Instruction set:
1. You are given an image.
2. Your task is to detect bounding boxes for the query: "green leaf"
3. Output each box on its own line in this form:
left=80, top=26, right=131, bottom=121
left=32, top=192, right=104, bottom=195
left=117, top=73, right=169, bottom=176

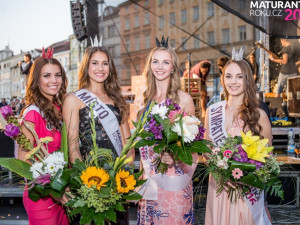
left=153, top=142, right=165, bottom=154
left=188, top=141, right=212, bottom=153
left=80, top=207, right=95, bottom=224
left=134, top=170, right=143, bottom=180
left=73, top=199, right=86, bottom=208
left=113, top=201, right=126, bottom=212
left=105, top=208, right=116, bottom=223
left=169, top=143, right=192, bottom=165
left=28, top=185, right=45, bottom=202
left=94, top=212, right=105, bottom=225
left=72, top=159, right=86, bottom=172
left=123, top=191, right=143, bottom=200
left=99, top=186, right=111, bottom=197
left=229, top=161, right=256, bottom=172
left=234, top=136, right=242, bottom=144
left=0, top=158, right=33, bottom=180
left=132, top=120, right=138, bottom=128
left=138, top=130, right=153, bottom=138
left=239, top=172, right=265, bottom=189
left=163, top=128, right=178, bottom=144
left=135, top=139, right=156, bottom=148
left=136, top=179, right=147, bottom=187
left=60, top=123, right=69, bottom=166
left=50, top=169, right=71, bottom=193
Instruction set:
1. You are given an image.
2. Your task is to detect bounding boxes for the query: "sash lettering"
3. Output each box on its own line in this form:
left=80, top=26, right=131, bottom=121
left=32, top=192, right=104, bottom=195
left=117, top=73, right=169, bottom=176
left=209, top=101, right=227, bottom=146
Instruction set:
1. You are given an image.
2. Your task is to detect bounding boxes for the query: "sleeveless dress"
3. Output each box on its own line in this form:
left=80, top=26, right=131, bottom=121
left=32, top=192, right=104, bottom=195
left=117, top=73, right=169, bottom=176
left=22, top=105, right=69, bottom=225
left=137, top=145, right=198, bottom=225
left=204, top=103, right=270, bottom=225
left=78, top=104, right=121, bottom=159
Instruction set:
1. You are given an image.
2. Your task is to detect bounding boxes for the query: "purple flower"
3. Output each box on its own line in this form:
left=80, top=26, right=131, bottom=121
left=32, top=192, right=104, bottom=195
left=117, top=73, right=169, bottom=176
left=148, top=118, right=163, bottom=139
left=35, top=174, right=51, bottom=186
left=174, top=103, right=181, bottom=110
left=165, top=99, right=173, bottom=106
left=233, top=145, right=263, bottom=169
left=0, top=105, right=13, bottom=119
left=195, top=126, right=205, bottom=141
left=4, top=124, right=20, bottom=138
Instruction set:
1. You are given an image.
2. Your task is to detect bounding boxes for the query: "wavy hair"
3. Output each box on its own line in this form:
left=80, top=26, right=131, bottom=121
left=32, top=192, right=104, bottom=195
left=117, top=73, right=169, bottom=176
left=221, top=59, right=262, bottom=136
left=22, top=57, right=68, bottom=130
left=78, top=46, right=127, bottom=123
left=137, top=46, right=181, bottom=118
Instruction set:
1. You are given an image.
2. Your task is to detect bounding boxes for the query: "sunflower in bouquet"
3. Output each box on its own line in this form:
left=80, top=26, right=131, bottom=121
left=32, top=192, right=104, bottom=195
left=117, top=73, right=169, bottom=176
left=0, top=106, right=71, bottom=201
left=206, top=130, right=284, bottom=202
left=65, top=103, right=149, bottom=225
left=135, top=99, right=211, bottom=173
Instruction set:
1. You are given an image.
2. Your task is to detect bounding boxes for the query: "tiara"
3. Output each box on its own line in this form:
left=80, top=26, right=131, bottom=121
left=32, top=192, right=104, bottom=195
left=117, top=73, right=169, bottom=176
left=232, top=47, right=244, bottom=61
left=90, top=35, right=103, bottom=47
left=155, top=35, right=169, bottom=48
left=42, top=47, right=54, bottom=59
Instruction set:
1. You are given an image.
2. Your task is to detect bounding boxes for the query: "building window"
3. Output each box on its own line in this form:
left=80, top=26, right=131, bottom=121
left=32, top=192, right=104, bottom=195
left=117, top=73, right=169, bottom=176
left=239, top=0, right=247, bottom=9
left=239, top=25, right=247, bottom=41
left=193, top=6, right=199, bottom=20
left=145, top=0, right=149, bottom=6
left=208, top=31, right=215, bottom=45
left=144, top=12, right=150, bottom=25
left=125, top=39, right=130, bottom=51
left=194, top=34, right=200, bottom=48
left=135, top=4, right=138, bottom=10
left=159, top=0, right=163, bottom=6
left=125, top=18, right=130, bottom=30
left=159, top=16, right=164, bottom=29
left=222, top=28, right=230, bottom=44
left=181, top=37, right=187, bottom=50
left=181, top=9, right=187, bottom=24
left=207, top=2, right=214, bottom=17
left=145, top=34, right=150, bottom=49
left=170, top=39, right=176, bottom=48
left=134, top=15, right=140, bottom=28
left=108, top=25, right=116, bottom=37
left=125, top=6, right=129, bottom=14
left=170, top=12, right=175, bottom=25
left=135, top=37, right=140, bottom=51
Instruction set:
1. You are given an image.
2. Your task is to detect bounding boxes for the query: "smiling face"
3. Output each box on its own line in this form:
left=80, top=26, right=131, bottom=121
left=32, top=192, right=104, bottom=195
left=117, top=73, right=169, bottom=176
left=39, top=64, right=62, bottom=100
left=224, top=62, right=245, bottom=97
left=150, top=50, right=174, bottom=82
left=88, top=51, right=110, bottom=84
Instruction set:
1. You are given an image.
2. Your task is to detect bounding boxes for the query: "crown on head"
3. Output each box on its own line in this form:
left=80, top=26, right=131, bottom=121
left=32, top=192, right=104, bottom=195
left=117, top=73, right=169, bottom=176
left=90, top=35, right=103, bottom=47
left=232, top=47, right=244, bottom=61
left=42, top=47, right=54, bottom=59
left=155, top=35, right=169, bottom=48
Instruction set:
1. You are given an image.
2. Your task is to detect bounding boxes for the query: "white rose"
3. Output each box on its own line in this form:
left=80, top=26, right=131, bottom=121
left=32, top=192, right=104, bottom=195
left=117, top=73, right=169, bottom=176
left=172, top=116, right=200, bottom=143
left=151, top=104, right=168, bottom=119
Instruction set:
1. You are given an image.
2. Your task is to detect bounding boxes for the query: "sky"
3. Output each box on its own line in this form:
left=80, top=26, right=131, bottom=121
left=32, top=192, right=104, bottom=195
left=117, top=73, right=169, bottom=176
left=0, top=0, right=123, bottom=55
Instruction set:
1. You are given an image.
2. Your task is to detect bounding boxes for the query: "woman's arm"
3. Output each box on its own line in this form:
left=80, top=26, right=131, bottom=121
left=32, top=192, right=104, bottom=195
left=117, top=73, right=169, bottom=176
left=178, top=90, right=195, bottom=116
left=62, top=94, right=83, bottom=164
left=258, top=109, right=273, bottom=146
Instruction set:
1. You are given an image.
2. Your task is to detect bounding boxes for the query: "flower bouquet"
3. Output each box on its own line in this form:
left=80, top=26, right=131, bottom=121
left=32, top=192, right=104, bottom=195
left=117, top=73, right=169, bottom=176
left=135, top=99, right=211, bottom=173
left=65, top=102, right=152, bottom=225
left=206, top=130, right=284, bottom=202
left=0, top=105, right=71, bottom=201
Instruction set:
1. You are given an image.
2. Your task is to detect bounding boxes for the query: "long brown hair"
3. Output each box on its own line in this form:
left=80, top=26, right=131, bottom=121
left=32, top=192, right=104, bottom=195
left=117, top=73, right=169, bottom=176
left=78, top=46, right=127, bottom=123
left=221, top=59, right=262, bottom=136
left=22, top=57, right=68, bottom=130
left=138, top=46, right=181, bottom=118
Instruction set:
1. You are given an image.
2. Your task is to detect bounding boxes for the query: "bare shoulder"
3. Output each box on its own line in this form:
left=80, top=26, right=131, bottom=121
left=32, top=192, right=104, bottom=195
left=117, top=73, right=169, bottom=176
left=258, top=108, right=268, bottom=120
left=177, top=90, right=195, bottom=115
left=63, top=93, right=82, bottom=109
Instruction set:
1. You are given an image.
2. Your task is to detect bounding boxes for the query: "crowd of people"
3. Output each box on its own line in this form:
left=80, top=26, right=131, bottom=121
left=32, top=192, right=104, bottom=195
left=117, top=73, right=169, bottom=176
left=0, top=98, right=25, bottom=115
left=0, top=36, right=299, bottom=225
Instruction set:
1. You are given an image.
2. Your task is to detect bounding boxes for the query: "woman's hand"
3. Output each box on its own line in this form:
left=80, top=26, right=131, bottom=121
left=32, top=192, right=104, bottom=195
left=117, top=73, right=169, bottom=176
left=161, top=152, right=175, bottom=167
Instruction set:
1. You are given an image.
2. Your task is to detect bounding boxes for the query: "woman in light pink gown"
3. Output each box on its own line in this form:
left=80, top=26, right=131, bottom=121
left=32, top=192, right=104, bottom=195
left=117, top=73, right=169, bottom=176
left=18, top=54, right=69, bottom=225
left=136, top=37, right=198, bottom=225
left=204, top=57, right=272, bottom=225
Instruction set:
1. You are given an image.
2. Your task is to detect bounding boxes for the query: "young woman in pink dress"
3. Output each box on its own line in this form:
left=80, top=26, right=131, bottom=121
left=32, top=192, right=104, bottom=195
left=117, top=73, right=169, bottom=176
left=136, top=38, right=198, bottom=225
left=204, top=56, right=272, bottom=225
left=17, top=51, right=69, bottom=225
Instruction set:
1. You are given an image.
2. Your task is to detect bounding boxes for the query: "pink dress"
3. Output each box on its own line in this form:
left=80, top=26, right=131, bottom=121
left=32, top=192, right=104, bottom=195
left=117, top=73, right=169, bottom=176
left=205, top=118, right=269, bottom=225
left=22, top=105, right=69, bottom=225
left=137, top=145, right=198, bottom=225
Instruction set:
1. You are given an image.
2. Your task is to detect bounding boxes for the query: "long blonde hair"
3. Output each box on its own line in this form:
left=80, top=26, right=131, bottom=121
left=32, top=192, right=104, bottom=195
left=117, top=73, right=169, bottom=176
left=78, top=46, right=127, bottom=123
left=138, top=46, right=182, bottom=118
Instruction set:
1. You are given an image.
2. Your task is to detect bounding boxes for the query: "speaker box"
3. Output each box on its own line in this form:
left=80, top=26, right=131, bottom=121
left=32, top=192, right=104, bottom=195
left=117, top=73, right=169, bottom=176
left=70, top=1, right=87, bottom=42
left=287, top=76, right=300, bottom=117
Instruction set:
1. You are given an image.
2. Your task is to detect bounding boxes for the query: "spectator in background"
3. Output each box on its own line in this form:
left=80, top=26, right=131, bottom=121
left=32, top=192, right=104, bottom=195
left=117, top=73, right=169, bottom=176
left=217, top=56, right=229, bottom=98
left=183, top=60, right=191, bottom=78
left=249, top=53, right=260, bottom=90
left=0, top=98, right=7, bottom=107
left=18, top=53, right=33, bottom=86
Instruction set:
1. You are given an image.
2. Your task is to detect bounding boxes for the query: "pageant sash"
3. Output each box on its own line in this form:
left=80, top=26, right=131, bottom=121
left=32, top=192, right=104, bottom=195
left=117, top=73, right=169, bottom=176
left=137, top=151, right=198, bottom=200
left=74, top=89, right=123, bottom=156
left=209, top=101, right=270, bottom=225
left=208, top=101, right=227, bottom=146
